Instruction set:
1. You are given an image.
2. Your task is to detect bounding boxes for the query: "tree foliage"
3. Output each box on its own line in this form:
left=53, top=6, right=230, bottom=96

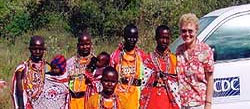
left=1, top=0, right=250, bottom=40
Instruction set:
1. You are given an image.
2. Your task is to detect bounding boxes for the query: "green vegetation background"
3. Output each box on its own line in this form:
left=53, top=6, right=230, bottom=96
left=1, top=0, right=249, bottom=108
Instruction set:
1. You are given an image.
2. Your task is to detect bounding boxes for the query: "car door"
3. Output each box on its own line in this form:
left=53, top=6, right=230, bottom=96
left=204, top=12, right=250, bottom=108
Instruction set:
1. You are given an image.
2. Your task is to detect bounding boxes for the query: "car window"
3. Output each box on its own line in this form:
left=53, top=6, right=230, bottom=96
left=198, top=16, right=217, bottom=34
left=205, top=14, right=250, bottom=61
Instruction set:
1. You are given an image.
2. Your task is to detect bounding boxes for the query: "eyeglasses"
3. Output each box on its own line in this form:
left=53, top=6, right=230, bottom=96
left=181, top=29, right=195, bottom=34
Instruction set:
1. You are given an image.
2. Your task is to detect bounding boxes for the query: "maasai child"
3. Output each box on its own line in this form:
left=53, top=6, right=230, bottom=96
left=85, top=66, right=121, bottom=109
left=110, top=24, right=151, bottom=109
left=93, top=51, right=110, bottom=81
left=140, top=25, right=180, bottom=109
left=32, top=55, right=69, bottom=109
left=86, top=51, right=110, bottom=94
left=12, top=36, right=50, bottom=109
left=66, top=32, right=95, bottom=109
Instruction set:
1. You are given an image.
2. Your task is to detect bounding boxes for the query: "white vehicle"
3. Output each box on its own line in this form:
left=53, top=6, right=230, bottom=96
left=170, top=4, right=250, bottom=108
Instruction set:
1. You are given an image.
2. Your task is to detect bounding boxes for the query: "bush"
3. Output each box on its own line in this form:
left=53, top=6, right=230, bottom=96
left=0, top=1, right=49, bottom=40
left=3, top=12, right=31, bottom=38
left=2, top=0, right=250, bottom=41
left=68, top=0, right=140, bottom=38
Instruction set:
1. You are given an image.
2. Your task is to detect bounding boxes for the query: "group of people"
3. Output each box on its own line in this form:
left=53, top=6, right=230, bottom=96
left=12, top=13, right=214, bottom=109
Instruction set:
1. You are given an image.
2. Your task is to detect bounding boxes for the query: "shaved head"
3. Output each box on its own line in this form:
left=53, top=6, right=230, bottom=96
left=155, top=25, right=171, bottom=54
left=29, top=36, right=45, bottom=47
left=77, top=32, right=92, bottom=57
left=29, top=35, right=46, bottom=63
left=101, top=66, right=118, bottom=97
left=123, top=24, right=138, bottom=51
left=124, top=24, right=138, bottom=38
left=78, top=32, right=91, bottom=43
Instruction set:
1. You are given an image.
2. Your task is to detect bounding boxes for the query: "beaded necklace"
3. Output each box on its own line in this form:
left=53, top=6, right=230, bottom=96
left=151, top=49, right=171, bottom=95
left=70, top=54, right=92, bottom=93
left=141, top=50, right=171, bottom=109
left=23, top=58, right=46, bottom=101
left=118, top=48, right=137, bottom=92
left=99, top=94, right=118, bottom=109
left=151, top=49, right=170, bottom=73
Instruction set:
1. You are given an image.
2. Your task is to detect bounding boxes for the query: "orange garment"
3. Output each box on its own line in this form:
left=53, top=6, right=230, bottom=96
left=111, top=45, right=147, bottom=109
left=70, top=78, right=87, bottom=109
left=73, top=78, right=87, bottom=92
left=70, top=97, right=85, bottom=109
left=85, top=93, right=121, bottom=109
left=140, top=52, right=179, bottom=109
left=115, top=49, right=141, bottom=109
left=67, top=55, right=94, bottom=109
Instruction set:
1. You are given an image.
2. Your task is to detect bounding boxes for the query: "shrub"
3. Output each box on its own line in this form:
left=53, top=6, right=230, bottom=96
left=0, top=0, right=49, bottom=41
left=68, top=0, right=140, bottom=38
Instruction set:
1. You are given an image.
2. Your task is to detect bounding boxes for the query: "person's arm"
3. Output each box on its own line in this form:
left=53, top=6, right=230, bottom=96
left=65, top=91, right=70, bottom=109
left=204, top=45, right=215, bottom=109
left=205, top=71, right=213, bottom=109
left=15, top=70, right=25, bottom=109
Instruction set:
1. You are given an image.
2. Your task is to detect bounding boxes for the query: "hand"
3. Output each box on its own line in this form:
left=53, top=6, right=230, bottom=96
left=120, top=77, right=129, bottom=84
left=204, top=102, right=212, bottom=109
left=159, top=71, right=168, bottom=81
